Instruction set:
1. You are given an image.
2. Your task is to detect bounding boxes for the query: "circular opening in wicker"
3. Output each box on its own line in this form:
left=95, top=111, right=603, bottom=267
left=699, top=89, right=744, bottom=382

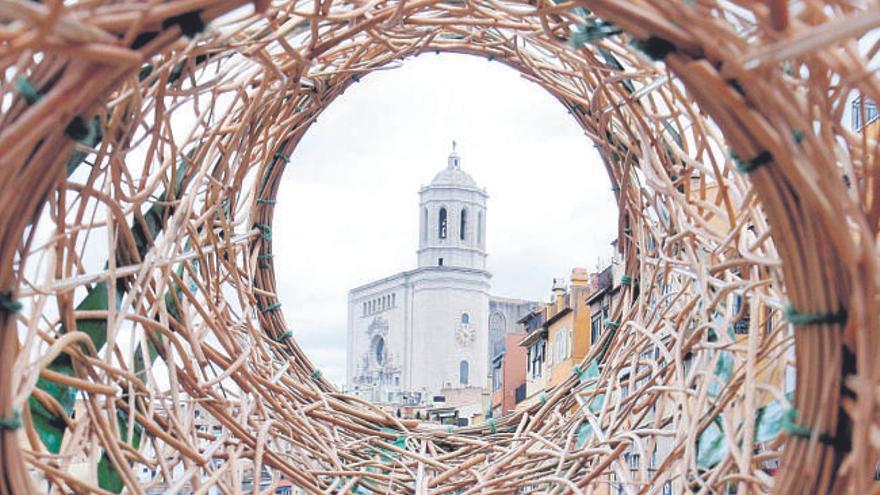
left=0, top=1, right=876, bottom=493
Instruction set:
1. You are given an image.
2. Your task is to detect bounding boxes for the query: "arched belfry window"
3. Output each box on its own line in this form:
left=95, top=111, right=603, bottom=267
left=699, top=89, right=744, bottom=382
left=422, top=207, right=428, bottom=241
left=460, top=208, right=467, bottom=240
left=477, top=211, right=483, bottom=244
left=461, top=313, right=470, bottom=324
left=459, top=360, right=469, bottom=385
left=438, top=208, right=448, bottom=239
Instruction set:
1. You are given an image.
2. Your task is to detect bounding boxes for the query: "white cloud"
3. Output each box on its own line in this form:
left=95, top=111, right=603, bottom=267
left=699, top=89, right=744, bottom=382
left=273, top=54, right=618, bottom=387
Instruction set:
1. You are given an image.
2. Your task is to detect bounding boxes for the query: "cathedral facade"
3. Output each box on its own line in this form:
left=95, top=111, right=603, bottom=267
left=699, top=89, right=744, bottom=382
left=346, top=146, right=535, bottom=407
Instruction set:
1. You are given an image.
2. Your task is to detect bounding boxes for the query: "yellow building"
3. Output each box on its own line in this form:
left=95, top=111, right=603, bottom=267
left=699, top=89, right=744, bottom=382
left=517, top=269, right=593, bottom=412
left=545, top=269, right=592, bottom=389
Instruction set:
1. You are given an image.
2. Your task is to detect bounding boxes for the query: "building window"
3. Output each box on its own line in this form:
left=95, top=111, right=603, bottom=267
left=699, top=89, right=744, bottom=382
left=852, top=96, right=879, bottom=130
left=628, top=453, right=640, bottom=477
left=492, top=363, right=502, bottom=392
left=460, top=208, right=467, bottom=240
left=438, top=208, right=448, bottom=239
left=422, top=207, right=428, bottom=241
left=554, top=330, right=569, bottom=363
left=461, top=313, right=470, bottom=324
left=591, top=314, right=602, bottom=344
left=529, top=340, right=545, bottom=379
left=438, top=258, right=443, bottom=266
left=459, top=360, right=469, bottom=385
left=392, top=293, right=396, bottom=307
left=477, top=211, right=483, bottom=244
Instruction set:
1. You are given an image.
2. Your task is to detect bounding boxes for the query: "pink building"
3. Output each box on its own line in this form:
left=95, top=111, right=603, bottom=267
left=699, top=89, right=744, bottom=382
left=490, top=332, right=528, bottom=417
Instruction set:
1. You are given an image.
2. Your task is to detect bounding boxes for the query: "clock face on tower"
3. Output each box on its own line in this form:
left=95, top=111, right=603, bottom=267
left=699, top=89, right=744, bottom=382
left=456, top=324, right=475, bottom=346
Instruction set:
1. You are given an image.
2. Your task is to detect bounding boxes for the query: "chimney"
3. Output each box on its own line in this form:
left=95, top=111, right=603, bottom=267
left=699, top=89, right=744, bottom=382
left=570, top=267, right=589, bottom=287
left=551, top=278, right=566, bottom=312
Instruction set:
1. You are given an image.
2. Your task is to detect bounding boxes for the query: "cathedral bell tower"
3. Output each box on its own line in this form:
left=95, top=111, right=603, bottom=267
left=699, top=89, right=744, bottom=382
left=417, top=142, right=488, bottom=270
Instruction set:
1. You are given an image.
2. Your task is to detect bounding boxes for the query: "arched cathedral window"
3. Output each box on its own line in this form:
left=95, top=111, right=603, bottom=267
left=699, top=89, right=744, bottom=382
left=373, top=337, right=385, bottom=366
left=438, top=208, right=448, bottom=239
left=459, top=360, right=469, bottom=385
left=460, top=208, right=467, bottom=240
left=477, top=211, right=483, bottom=244
left=461, top=313, right=470, bottom=324
left=490, top=312, right=505, bottom=335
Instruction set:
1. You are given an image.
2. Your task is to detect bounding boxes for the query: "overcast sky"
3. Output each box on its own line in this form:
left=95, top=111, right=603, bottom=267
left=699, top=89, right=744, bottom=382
left=273, top=54, right=618, bottom=386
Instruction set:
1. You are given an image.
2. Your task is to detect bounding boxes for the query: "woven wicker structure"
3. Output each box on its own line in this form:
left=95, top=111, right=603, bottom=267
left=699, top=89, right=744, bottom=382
left=1, top=0, right=879, bottom=493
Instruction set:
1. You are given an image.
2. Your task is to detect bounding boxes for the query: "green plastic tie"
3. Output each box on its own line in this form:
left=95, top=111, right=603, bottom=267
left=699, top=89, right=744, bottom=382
left=781, top=408, right=812, bottom=439
left=274, top=152, right=290, bottom=163
left=610, top=185, right=621, bottom=192
left=260, top=302, right=282, bottom=314
left=311, top=369, right=322, bottom=380
left=0, top=292, right=22, bottom=314
left=161, top=9, right=206, bottom=38
left=732, top=150, right=772, bottom=174
left=778, top=408, right=848, bottom=450
left=65, top=116, right=90, bottom=141
left=259, top=263, right=271, bottom=269
left=278, top=330, right=293, bottom=341
left=572, top=366, right=587, bottom=382
left=604, top=319, right=620, bottom=331
left=568, top=20, right=622, bottom=48
left=785, top=305, right=848, bottom=326
left=623, top=227, right=631, bottom=234
left=792, top=130, right=805, bottom=143
left=538, top=392, right=548, bottom=404
left=447, top=426, right=454, bottom=433
left=15, top=77, right=41, bottom=105
left=487, top=418, right=497, bottom=433
left=621, top=275, right=632, bottom=286
left=631, top=35, right=677, bottom=61
left=256, top=224, right=272, bottom=240
left=0, top=410, right=21, bottom=431
left=256, top=198, right=276, bottom=205
left=258, top=254, right=274, bottom=260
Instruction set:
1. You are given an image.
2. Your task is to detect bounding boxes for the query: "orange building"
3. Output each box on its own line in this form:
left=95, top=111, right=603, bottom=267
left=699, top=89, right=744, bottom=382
left=490, top=332, right=528, bottom=417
